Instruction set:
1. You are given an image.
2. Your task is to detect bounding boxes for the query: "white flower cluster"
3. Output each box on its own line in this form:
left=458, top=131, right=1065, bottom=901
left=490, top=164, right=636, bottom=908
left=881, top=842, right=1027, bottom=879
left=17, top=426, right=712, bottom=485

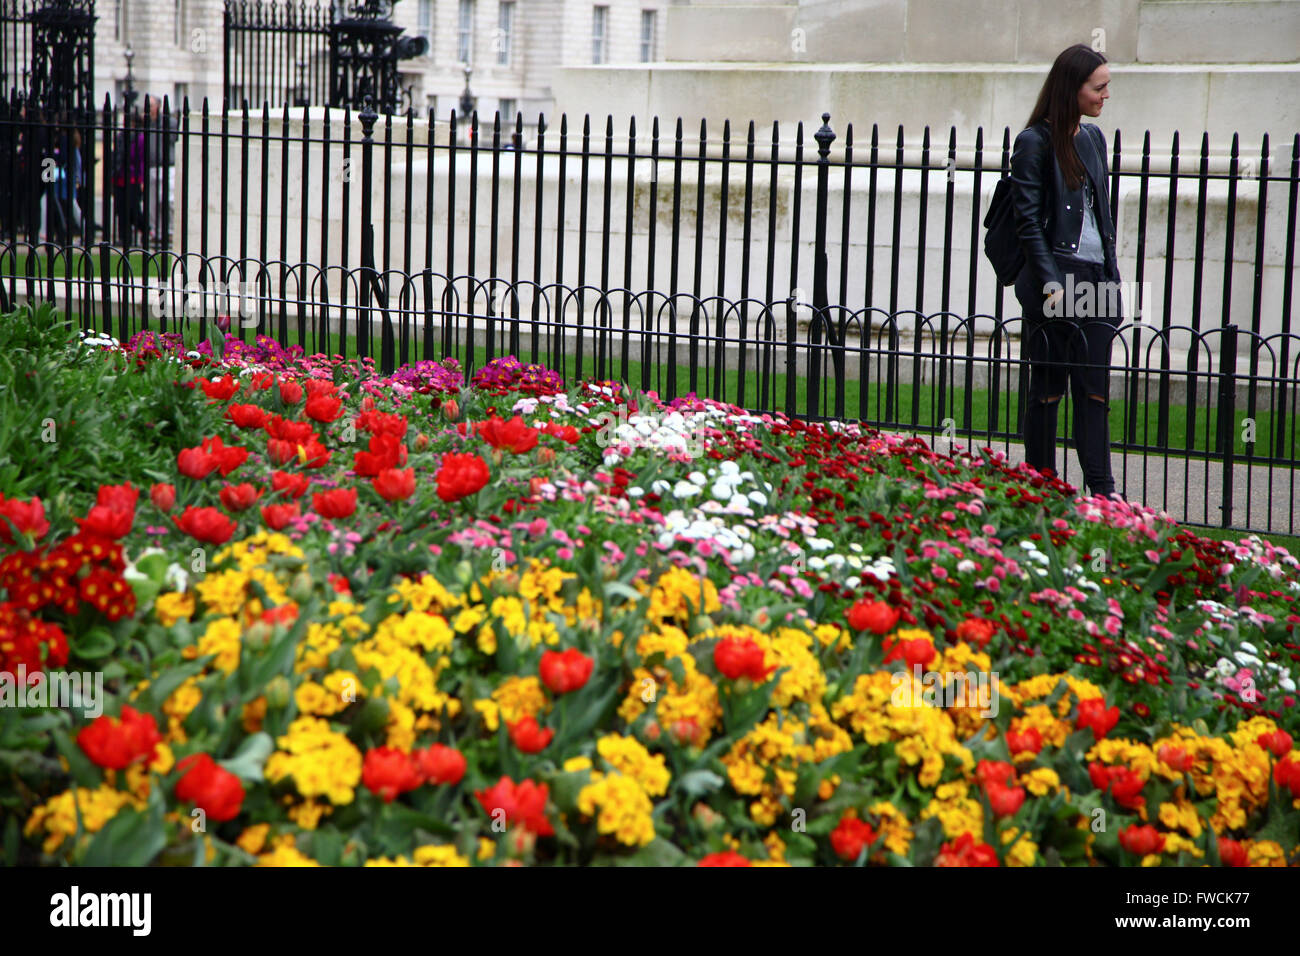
left=640, top=460, right=773, bottom=516
left=801, top=541, right=896, bottom=589
left=76, top=329, right=119, bottom=349
left=1013, top=539, right=1052, bottom=577
left=1213, top=640, right=1297, bottom=693
left=657, top=510, right=757, bottom=563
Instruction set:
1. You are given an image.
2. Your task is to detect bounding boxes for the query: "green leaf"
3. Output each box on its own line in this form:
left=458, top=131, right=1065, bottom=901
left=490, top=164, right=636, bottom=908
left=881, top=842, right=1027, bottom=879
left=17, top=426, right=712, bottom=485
left=674, top=769, right=725, bottom=800
left=51, top=727, right=101, bottom=789
left=72, top=628, right=117, bottom=661
left=79, top=787, right=167, bottom=866
left=218, top=732, right=274, bottom=782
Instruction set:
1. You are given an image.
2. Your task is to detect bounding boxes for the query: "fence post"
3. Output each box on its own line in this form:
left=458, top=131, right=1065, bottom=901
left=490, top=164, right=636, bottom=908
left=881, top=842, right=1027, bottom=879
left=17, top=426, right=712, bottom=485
left=358, top=96, right=376, bottom=362
left=809, top=112, right=835, bottom=421
left=1216, top=323, right=1238, bottom=528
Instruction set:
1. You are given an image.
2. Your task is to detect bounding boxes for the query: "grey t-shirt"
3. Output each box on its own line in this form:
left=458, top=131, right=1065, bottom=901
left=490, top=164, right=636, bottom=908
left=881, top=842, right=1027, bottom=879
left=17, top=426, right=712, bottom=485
left=1075, top=173, right=1106, bottom=263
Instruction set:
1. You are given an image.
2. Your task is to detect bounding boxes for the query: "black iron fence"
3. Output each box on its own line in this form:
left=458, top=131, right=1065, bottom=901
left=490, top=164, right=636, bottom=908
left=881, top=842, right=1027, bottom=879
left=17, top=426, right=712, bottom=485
left=2, top=95, right=1299, bottom=535
left=223, top=0, right=429, bottom=114
left=223, top=0, right=331, bottom=112
left=1, top=0, right=96, bottom=113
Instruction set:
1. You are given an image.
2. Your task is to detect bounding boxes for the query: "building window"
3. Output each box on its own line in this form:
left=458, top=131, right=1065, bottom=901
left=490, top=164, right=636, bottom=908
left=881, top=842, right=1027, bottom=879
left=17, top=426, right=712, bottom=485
left=458, top=0, right=474, bottom=65
left=115, top=0, right=124, bottom=42
left=174, top=0, right=182, bottom=47
left=640, top=10, right=656, bottom=62
left=496, top=1, right=514, bottom=67
left=173, top=83, right=188, bottom=111
left=592, top=6, right=608, bottom=64
left=418, top=0, right=434, bottom=47
left=498, top=98, right=515, bottom=127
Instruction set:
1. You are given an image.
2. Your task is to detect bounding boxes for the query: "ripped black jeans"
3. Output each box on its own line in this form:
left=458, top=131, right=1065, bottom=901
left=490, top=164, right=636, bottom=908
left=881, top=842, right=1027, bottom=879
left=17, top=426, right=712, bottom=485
left=1016, top=255, right=1122, bottom=497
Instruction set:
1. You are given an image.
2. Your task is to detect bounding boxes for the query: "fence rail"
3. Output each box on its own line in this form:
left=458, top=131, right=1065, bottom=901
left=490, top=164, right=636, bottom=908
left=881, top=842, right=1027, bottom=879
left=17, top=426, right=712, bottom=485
left=2, top=94, right=1299, bottom=536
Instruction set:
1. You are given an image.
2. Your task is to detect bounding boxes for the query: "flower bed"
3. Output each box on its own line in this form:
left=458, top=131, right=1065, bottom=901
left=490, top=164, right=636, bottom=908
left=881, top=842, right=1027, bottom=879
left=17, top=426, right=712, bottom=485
left=2, top=304, right=1299, bottom=867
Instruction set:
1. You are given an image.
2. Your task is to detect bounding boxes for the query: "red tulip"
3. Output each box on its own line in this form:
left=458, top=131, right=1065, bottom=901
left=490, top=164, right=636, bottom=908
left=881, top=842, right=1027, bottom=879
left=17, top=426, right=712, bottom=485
left=219, top=483, right=263, bottom=512
left=150, top=482, right=176, bottom=513
left=304, top=394, right=344, bottom=423
left=414, top=744, right=467, bottom=786
left=1274, top=756, right=1300, bottom=797
left=77, top=706, right=162, bottom=770
left=270, top=470, right=310, bottom=499
left=846, top=599, right=900, bottom=635
left=539, top=648, right=594, bottom=695
left=373, top=467, right=416, bottom=502
left=77, top=483, right=138, bottom=539
left=1076, top=697, right=1120, bottom=740
left=264, top=414, right=316, bottom=444
left=829, top=811, right=877, bottom=862
left=697, top=851, right=752, bottom=867
left=353, top=433, right=408, bottom=477
left=1118, top=823, right=1165, bottom=856
left=227, top=403, right=268, bottom=429
left=1006, top=727, right=1042, bottom=757
left=934, top=832, right=999, bottom=867
left=508, top=715, right=553, bottom=754
left=976, top=759, right=1017, bottom=790
left=985, top=781, right=1026, bottom=817
left=0, top=494, right=49, bottom=544
left=476, top=415, right=540, bottom=454
left=174, top=752, right=246, bottom=822
left=1217, top=837, right=1249, bottom=867
left=1157, top=744, right=1195, bottom=773
left=312, top=488, right=358, bottom=520
left=177, top=445, right=219, bottom=480
left=436, top=452, right=490, bottom=503
left=261, top=501, right=300, bottom=531
left=277, top=380, right=303, bottom=404
left=475, top=776, right=554, bottom=836
left=174, top=506, right=237, bottom=545
left=713, top=636, right=774, bottom=682
left=201, top=375, right=240, bottom=401
left=956, top=616, right=996, bottom=649
left=1257, top=730, right=1293, bottom=758
left=362, top=747, right=423, bottom=803
left=304, top=379, right=337, bottom=399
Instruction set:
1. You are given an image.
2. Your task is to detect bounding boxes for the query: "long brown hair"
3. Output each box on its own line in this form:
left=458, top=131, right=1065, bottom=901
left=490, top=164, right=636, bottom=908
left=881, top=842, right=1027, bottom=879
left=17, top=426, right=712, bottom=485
left=1026, top=44, right=1107, bottom=190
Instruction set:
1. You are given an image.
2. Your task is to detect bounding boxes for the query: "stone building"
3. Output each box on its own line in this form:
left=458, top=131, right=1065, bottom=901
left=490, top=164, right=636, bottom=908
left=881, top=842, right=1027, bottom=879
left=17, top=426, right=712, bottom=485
left=87, top=0, right=668, bottom=122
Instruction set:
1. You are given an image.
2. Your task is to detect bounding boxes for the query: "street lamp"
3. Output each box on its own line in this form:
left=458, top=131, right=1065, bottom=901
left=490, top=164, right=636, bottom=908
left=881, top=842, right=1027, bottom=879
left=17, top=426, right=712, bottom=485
left=122, top=45, right=137, bottom=111
left=458, top=64, right=475, bottom=118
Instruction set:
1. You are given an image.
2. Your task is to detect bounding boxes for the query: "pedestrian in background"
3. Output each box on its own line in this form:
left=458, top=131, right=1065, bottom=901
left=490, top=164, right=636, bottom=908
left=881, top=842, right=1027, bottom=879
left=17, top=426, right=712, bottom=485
left=1010, top=43, right=1125, bottom=501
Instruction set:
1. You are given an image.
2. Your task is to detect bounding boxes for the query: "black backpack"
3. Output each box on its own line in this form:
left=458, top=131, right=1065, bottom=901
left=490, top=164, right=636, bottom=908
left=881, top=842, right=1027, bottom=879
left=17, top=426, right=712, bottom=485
left=983, top=175, right=1025, bottom=286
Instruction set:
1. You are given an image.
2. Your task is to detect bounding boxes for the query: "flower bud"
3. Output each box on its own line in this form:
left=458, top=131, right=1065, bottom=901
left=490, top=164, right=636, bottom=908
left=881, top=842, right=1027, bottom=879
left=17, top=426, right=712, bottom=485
left=265, top=675, right=291, bottom=709
left=289, top=570, right=313, bottom=604
left=537, top=446, right=556, bottom=465
left=443, top=398, right=460, bottom=421
left=413, top=432, right=431, bottom=452
left=216, top=313, right=231, bottom=333
left=454, top=560, right=474, bottom=586
left=244, top=621, right=273, bottom=651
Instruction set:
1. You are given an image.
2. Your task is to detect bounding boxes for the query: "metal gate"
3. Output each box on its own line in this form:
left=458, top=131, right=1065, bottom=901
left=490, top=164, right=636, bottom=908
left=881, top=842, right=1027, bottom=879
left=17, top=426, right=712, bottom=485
left=1, top=0, right=96, bottom=112
left=223, top=0, right=428, bottom=114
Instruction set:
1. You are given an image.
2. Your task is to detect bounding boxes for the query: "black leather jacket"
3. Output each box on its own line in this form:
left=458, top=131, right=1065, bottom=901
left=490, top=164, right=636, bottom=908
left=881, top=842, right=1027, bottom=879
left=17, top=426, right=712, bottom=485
left=1009, top=120, right=1120, bottom=299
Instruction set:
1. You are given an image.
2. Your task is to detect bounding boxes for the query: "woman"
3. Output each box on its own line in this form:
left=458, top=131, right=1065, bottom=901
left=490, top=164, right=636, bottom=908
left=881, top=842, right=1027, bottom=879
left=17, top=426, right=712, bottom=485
left=1010, top=44, right=1124, bottom=501
left=113, top=112, right=149, bottom=248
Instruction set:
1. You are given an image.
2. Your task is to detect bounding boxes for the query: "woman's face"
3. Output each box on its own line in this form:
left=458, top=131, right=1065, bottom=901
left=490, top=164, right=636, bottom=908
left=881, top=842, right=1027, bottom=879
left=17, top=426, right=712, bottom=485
left=1077, top=64, right=1111, bottom=119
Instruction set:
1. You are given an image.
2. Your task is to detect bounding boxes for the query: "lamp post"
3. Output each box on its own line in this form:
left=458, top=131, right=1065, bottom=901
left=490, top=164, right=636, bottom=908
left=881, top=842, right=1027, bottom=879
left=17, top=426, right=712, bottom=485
left=295, top=57, right=309, bottom=107
left=122, top=44, right=137, bottom=111
left=458, top=64, right=475, bottom=144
